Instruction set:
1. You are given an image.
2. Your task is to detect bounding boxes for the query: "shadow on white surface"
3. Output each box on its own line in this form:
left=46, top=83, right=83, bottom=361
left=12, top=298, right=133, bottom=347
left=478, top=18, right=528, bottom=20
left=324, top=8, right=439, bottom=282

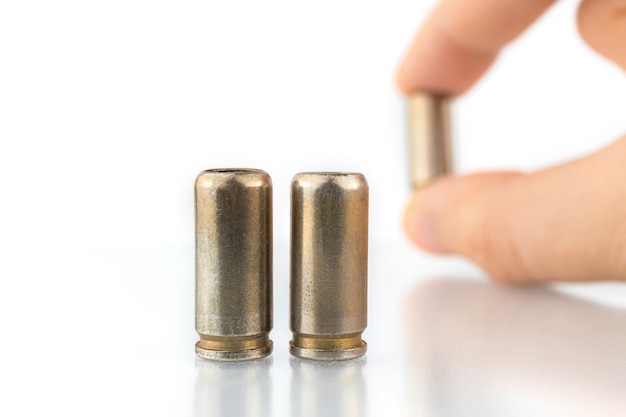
left=403, top=279, right=626, bottom=417
left=290, top=357, right=366, bottom=417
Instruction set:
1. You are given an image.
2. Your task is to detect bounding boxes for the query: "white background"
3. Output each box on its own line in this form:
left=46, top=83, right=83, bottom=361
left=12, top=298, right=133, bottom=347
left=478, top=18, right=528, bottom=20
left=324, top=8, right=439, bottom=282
left=1, top=1, right=625, bottom=416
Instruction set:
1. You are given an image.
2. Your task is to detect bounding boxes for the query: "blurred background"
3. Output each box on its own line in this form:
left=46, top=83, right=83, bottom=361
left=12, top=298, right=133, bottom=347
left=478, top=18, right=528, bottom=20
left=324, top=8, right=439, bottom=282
left=1, top=1, right=625, bottom=416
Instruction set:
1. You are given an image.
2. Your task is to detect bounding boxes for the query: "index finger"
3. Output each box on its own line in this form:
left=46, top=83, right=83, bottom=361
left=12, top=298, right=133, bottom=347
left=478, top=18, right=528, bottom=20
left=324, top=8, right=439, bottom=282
left=397, top=0, right=556, bottom=96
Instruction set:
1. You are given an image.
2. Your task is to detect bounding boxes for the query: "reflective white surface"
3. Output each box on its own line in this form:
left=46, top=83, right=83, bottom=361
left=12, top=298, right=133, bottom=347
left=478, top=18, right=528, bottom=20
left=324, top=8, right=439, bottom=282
left=201, top=244, right=625, bottom=417
left=5, top=243, right=624, bottom=416
left=403, top=279, right=626, bottom=417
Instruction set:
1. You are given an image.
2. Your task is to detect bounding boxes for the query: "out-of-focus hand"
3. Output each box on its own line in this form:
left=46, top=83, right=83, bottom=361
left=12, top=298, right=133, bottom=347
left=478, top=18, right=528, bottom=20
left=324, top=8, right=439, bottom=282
left=398, top=0, right=626, bottom=283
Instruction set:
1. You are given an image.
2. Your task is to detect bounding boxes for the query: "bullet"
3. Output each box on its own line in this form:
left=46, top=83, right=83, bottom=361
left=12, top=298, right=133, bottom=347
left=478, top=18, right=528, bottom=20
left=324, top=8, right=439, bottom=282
left=290, top=172, right=368, bottom=361
left=195, top=169, right=273, bottom=361
left=407, top=92, right=453, bottom=189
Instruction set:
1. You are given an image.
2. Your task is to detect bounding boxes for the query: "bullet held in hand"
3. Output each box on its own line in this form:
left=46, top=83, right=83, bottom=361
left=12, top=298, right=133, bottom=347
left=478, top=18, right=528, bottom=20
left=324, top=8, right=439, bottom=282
left=407, top=92, right=453, bottom=189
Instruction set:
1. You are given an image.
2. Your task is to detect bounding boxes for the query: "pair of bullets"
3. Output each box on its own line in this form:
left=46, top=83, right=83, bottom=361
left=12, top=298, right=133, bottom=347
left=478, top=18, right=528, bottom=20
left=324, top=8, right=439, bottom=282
left=194, top=92, right=451, bottom=361
left=195, top=170, right=368, bottom=361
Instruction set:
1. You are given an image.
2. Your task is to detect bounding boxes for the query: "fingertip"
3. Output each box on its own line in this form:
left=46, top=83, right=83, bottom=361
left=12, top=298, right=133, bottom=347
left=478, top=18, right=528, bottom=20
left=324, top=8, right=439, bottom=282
left=577, top=0, right=626, bottom=70
left=395, top=20, right=499, bottom=97
left=404, top=190, right=449, bottom=253
left=404, top=173, right=522, bottom=258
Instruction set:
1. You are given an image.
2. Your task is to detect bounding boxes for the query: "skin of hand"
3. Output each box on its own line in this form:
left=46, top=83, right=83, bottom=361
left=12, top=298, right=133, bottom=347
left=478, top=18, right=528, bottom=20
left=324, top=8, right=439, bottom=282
left=397, top=0, right=626, bottom=283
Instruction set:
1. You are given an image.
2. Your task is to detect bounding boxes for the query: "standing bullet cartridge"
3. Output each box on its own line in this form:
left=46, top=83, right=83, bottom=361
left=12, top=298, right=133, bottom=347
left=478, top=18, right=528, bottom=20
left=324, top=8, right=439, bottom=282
left=195, top=169, right=273, bottom=361
left=407, top=92, right=453, bottom=189
left=290, top=172, right=368, bottom=361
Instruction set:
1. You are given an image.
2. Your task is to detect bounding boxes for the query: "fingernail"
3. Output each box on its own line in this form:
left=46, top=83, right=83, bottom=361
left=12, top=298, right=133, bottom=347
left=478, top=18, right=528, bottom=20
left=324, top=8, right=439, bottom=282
left=404, top=195, right=447, bottom=253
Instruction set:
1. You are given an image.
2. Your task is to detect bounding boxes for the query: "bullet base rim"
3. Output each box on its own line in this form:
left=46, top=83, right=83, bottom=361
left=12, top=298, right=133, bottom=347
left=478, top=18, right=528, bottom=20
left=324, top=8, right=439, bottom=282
left=289, top=340, right=367, bottom=361
left=195, top=340, right=273, bottom=362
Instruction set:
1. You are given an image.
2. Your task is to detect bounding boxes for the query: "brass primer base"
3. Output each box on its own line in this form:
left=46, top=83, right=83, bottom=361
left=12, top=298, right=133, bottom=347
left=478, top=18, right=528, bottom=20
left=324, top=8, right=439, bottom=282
left=195, top=334, right=273, bottom=361
left=289, top=334, right=367, bottom=361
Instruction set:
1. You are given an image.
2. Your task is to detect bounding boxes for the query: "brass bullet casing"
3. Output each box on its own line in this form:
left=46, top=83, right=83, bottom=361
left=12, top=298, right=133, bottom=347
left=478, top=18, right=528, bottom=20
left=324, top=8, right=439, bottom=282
left=407, top=92, right=453, bottom=189
left=195, top=169, right=273, bottom=361
left=290, top=173, right=368, bottom=361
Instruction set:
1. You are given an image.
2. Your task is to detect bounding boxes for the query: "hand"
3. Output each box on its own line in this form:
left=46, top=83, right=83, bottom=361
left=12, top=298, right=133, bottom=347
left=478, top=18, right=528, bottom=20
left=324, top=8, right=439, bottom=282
left=397, top=0, right=626, bottom=283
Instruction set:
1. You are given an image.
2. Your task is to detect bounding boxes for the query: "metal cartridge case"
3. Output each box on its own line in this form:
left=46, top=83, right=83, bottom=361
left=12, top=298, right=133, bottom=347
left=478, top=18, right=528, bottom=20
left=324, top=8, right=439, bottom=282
left=290, top=172, right=368, bottom=361
left=407, top=92, right=453, bottom=189
left=195, top=169, right=273, bottom=361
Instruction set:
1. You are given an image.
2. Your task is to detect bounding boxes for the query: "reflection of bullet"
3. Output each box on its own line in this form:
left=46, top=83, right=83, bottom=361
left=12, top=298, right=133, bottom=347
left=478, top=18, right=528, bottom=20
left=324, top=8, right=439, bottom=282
left=290, top=357, right=367, bottom=417
left=407, top=92, right=453, bottom=190
left=290, top=173, right=368, bottom=361
left=194, top=358, right=272, bottom=417
left=195, top=169, right=273, bottom=361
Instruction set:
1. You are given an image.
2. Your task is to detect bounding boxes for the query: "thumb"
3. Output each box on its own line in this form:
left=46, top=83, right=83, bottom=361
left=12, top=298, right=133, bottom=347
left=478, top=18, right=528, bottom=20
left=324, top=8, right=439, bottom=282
left=404, top=137, right=626, bottom=283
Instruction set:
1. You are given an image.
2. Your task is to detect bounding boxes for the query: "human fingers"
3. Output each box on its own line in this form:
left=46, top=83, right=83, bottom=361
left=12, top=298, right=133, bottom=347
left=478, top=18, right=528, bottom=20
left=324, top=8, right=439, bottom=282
left=404, top=136, right=626, bottom=283
left=397, top=0, right=556, bottom=95
left=578, top=0, right=626, bottom=70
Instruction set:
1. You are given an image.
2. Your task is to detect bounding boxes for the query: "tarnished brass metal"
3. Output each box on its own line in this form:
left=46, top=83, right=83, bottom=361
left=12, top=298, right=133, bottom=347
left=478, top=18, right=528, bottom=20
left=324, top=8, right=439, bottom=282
left=290, top=173, right=368, bottom=361
left=195, top=169, right=273, bottom=361
left=407, top=92, right=453, bottom=189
